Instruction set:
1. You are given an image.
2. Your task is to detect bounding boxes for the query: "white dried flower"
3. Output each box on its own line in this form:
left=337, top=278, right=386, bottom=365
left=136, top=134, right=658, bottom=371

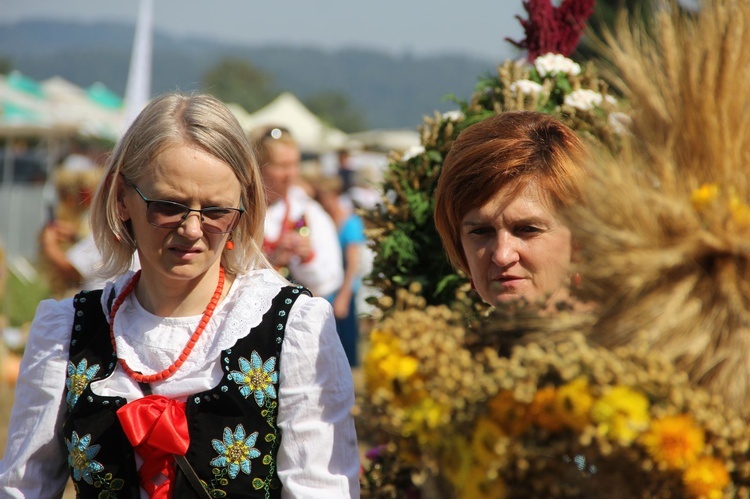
left=534, top=53, right=582, bottom=77
left=564, top=89, right=617, bottom=111
left=442, top=110, right=464, bottom=122
left=401, top=145, right=425, bottom=162
left=608, top=112, right=633, bottom=135
left=510, top=79, right=544, bottom=97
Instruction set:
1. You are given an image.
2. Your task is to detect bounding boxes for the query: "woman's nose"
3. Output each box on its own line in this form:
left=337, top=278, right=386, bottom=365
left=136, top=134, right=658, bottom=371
left=179, top=212, right=204, bottom=237
left=491, top=233, right=519, bottom=267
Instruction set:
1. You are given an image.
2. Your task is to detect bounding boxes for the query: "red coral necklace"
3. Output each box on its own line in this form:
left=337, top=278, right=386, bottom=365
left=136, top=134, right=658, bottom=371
left=109, top=266, right=225, bottom=383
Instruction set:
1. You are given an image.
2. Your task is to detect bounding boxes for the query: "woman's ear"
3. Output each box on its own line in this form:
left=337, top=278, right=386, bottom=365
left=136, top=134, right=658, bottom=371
left=570, top=238, right=582, bottom=264
left=114, top=174, right=131, bottom=223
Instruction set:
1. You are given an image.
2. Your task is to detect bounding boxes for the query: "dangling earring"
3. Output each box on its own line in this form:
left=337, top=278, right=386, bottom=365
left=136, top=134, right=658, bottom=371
left=225, top=234, right=235, bottom=250
left=571, top=273, right=582, bottom=288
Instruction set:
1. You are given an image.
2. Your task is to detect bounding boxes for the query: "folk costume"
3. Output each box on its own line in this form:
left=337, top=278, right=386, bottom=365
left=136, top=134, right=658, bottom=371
left=263, top=185, right=343, bottom=298
left=0, top=269, right=359, bottom=498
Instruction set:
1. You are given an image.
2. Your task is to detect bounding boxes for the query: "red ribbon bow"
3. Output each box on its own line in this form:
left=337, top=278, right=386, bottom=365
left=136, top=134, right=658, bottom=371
left=117, top=395, right=190, bottom=499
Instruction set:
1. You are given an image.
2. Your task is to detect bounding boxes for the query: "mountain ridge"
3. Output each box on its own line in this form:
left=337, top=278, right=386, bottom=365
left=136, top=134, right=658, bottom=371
left=0, top=20, right=510, bottom=129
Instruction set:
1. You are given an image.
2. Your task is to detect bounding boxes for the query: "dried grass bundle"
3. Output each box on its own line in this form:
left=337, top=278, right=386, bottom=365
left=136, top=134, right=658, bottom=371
left=569, top=0, right=750, bottom=413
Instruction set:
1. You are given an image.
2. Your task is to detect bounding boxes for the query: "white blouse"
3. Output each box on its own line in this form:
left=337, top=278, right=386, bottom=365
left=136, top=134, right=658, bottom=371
left=265, top=185, right=344, bottom=298
left=0, top=269, right=360, bottom=498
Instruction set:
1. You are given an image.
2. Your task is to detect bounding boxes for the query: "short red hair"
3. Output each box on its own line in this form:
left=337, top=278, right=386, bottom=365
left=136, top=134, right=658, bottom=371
left=434, top=111, right=588, bottom=274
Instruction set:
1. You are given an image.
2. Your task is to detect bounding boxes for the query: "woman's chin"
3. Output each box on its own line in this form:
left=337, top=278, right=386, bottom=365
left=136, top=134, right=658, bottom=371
left=483, top=284, right=569, bottom=309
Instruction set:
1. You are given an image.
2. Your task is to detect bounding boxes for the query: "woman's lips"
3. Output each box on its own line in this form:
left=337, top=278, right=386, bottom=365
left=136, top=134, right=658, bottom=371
left=169, top=246, right=202, bottom=259
left=494, top=275, right=524, bottom=282
left=490, top=276, right=526, bottom=292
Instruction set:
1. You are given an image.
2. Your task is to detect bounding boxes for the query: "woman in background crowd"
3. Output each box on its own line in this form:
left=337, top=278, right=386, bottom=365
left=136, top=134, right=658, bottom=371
left=252, top=126, right=343, bottom=300
left=311, top=174, right=367, bottom=367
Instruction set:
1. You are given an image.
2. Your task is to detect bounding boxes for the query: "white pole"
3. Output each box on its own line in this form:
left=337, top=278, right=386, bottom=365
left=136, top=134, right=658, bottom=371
left=122, top=0, right=154, bottom=131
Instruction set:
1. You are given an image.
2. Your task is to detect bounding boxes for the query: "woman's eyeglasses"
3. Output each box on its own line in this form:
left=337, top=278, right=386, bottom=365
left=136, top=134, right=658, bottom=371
left=130, top=184, right=244, bottom=234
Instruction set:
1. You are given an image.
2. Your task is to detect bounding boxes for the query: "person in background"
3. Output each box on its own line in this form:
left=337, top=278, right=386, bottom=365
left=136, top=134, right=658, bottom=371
left=337, top=148, right=355, bottom=194
left=252, top=126, right=343, bottom=299
left=38, top=146, right=107, bottom=295
left=310, top=174, right=367, bottom=367
left=0, top=93, right=360, bottom=498
left=346, top=163, right=383, bottom=212
left=434, top=111, right=588, bottom=308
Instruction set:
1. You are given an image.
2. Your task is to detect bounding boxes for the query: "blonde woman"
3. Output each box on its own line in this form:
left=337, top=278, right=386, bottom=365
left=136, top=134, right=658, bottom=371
left=0, top=93, right=359, bottom=498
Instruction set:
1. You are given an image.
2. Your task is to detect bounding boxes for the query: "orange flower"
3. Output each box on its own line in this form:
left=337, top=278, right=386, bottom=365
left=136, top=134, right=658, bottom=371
left=488, top=391, right=531, bottom=435
left=528, top=386, right=565, bottom=432
left=641, top=414, right=705, bottom=469
left=683, top=456, right=730, bottom=499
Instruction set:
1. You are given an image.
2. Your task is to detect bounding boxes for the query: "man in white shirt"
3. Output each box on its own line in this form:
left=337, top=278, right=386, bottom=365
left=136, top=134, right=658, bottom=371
left=254, top=126, right=344, bottom=298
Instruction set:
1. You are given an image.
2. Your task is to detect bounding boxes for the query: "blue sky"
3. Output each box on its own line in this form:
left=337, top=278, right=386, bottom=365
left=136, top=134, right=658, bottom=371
left=2, top=0, right=529, bottom=61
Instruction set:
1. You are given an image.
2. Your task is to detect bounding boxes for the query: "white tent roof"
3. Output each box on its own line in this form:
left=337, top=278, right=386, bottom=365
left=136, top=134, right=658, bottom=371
left=41, top=77, right=125, bottom=139
left=346, top=128, right=420, bottom=154
left=235, top=92, right=348, bottom=153
left=0, top=72, right=124, bottom=140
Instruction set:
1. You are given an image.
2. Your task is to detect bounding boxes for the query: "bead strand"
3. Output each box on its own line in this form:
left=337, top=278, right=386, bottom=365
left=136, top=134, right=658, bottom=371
left=109, top=267, right=225, bottom=383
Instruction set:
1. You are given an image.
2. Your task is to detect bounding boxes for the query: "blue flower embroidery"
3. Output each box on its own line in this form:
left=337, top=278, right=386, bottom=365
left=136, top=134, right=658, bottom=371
left=66, top=359, right=100, bottom=407
left=210, top=425, right=261, bottom=479
left=66, top=431, right=104, bottom=484
left=229, top=351, right=278, bottom=407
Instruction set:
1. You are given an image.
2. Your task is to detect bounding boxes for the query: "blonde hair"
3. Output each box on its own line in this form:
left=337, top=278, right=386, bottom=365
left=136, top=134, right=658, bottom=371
left=250, top=125, right=298, bottom=168
left=90, top=92, right=272, bottom=278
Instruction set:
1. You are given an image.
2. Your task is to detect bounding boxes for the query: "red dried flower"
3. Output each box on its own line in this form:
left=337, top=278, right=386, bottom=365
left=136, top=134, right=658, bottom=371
left=506, top=0, right=596, bottom=61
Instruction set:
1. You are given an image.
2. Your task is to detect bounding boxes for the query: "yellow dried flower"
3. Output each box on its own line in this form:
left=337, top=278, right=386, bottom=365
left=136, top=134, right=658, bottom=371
left=555, top=377, right=594, bottom=431
left=683, top=456, right=730, bottom=499
left=471, top=417, right=507, bottom=467
left=403, top=397, right=449, bottom=442
left=363, top=329, right=419, bottom=395
left=591, top=386, right=650, bottom=445
left=641, top=414, right=705, bottom=470
left=457, top=466, right=507, bottom=499
left=729, top=194, right=750, bottom=228
left=691, top=183, right=719, bottom=211
left=439, top=435, right=473, bottom=488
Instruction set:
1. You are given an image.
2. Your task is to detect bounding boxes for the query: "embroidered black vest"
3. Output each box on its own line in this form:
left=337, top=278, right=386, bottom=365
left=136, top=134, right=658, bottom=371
left=62, top=285, right=310, bottom=498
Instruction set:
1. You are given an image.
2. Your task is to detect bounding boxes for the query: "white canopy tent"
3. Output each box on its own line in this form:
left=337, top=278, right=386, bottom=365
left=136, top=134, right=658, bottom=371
left=41, top=76, right=125, bottom=140
left=0, top=72, right=124, bottom=142
left=0, top=72, right=124, bottom=260
left=230, top=92, right=349, bottom=154
left=346, top=128, right=420, bottom=154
